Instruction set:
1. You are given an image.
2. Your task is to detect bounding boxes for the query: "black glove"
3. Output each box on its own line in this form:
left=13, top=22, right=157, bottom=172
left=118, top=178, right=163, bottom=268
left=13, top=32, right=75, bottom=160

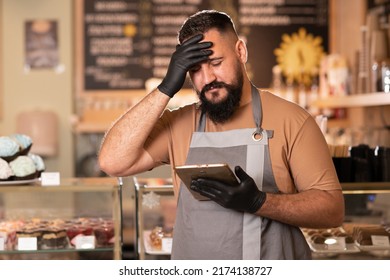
left=158, top=34, right=213, bottom=97
left=190, top=166, right=267, bottom=213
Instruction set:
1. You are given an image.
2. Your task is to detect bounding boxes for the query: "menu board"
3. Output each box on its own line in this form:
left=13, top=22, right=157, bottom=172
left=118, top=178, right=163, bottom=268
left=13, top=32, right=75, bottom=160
left=77, top=0, right=328, bottom=93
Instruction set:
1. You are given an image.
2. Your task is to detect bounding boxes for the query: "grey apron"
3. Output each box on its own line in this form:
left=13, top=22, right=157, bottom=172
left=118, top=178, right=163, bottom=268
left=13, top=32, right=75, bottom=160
left=171, top=85, right=311, bottom=260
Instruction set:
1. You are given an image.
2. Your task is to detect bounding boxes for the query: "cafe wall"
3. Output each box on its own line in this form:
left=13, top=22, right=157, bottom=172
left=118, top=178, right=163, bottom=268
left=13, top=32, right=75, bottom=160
left=0, top=0, right=386, bottom=179
left=0, top=0, right=74, bottom=177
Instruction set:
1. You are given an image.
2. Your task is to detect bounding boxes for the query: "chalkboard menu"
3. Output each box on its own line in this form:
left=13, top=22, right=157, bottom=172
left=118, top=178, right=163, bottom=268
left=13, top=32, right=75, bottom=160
left=78, top=0, right=328, bottom=93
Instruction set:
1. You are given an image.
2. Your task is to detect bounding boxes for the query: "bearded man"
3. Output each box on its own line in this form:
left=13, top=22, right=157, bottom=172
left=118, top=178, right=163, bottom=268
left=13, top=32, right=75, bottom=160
left=98, top=10, right=344, bottom=260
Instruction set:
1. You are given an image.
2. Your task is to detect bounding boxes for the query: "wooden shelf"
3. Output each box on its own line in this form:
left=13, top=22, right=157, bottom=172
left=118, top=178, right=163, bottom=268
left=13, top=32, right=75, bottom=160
left=313, top=92, right=390, bottom=108
left=73, top=93, right=389, bottom=133
left=341, top=182, right=390, bottom=194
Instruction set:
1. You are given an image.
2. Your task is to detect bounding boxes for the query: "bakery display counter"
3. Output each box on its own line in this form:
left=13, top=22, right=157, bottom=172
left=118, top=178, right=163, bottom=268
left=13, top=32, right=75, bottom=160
left=132, top=178, right=390, bottom=260
left=0, top=177, right=122, bottom=259
left=302, top=224, right=390, bottom=260
left=307, top=182, right=390, bottom=259
left=133, top=177, right=175, bottom=260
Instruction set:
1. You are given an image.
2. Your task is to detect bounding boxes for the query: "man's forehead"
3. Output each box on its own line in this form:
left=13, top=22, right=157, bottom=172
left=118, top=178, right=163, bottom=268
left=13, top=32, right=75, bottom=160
left=200, top=29, right=223, bottom=41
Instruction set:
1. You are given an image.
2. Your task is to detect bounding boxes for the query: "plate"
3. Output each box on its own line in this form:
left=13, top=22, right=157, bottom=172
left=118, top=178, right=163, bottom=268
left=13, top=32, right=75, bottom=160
left=0, top=178, right=40, bottom=186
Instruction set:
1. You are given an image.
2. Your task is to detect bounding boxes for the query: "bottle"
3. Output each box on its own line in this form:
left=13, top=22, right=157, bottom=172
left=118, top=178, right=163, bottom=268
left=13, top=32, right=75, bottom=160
left=298, top=82, right=307, bottom=109
left=271, top=65, right=284, bottom=97
left=381, top=59, right=390, bottom=93
left=308, top=74, right=320, bottom=115
left=284, top=77, right=296, bottom=103
left=371, top=60, right=381, bottom=92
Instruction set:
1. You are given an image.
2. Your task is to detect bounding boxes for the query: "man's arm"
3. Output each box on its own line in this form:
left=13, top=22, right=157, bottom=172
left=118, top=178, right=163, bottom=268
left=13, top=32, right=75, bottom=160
left=98, top=90, right=170, bottom=177
left=99, top=34, right=213, bottom=177
left=191, top=166, right=344, bottom=229
left=257, top=189, right=344, bottom=229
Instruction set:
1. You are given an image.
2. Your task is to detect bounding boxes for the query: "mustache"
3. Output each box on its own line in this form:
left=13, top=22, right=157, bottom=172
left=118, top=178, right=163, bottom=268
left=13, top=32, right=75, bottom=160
left=200, top=81, right=229, bottom=96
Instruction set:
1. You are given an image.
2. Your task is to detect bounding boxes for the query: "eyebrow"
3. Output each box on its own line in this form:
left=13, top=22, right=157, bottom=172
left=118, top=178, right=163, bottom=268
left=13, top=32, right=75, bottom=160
left=208, top=56, right=223, bottom=62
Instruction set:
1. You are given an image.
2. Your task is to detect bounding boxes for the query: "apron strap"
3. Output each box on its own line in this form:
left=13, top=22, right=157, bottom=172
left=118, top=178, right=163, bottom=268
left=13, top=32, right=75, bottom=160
left=197, top=111, right=206, bottom=132
left=250, top=83, right=262, bottom=134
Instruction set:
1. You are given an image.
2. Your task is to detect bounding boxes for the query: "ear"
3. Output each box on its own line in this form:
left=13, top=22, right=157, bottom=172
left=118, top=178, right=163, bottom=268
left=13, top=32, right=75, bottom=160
left=235, top=39, right=248, bottom=64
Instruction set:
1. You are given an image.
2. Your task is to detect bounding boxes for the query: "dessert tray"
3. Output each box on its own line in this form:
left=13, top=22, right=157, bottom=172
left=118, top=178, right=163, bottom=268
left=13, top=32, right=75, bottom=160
left=352, top=225, right=390, bottom=256
left=355, top=241, right=390, bottom=251
left=308, top=240, right=360, bottom=254
left=0, top=178, right=40, bottom=186
left=302, top=227, right=360, bottom=254
left=355, top=243, right=390, bottom=257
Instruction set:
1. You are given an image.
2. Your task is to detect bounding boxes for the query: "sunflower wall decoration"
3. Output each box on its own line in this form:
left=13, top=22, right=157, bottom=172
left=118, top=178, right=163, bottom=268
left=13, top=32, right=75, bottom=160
left=274, top=28, right=325, bottom=86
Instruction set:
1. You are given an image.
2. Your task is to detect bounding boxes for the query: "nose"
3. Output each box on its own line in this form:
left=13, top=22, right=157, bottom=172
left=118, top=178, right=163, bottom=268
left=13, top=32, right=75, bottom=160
left=199, top=64, right=216, bottom=86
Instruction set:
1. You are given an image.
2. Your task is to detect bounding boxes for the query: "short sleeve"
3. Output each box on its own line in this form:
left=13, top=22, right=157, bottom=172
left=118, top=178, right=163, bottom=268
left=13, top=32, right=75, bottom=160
left=289, top=117, right=341, bottom=192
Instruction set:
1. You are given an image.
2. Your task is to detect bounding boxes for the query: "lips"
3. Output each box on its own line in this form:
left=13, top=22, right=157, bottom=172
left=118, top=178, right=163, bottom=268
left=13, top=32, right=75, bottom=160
left=201, top=82, right=226, bottom=96
left=206, top=87, right=220, bottom=94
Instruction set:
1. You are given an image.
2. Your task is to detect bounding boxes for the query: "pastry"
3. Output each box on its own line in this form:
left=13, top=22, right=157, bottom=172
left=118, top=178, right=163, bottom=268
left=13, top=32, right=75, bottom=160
left=0, top=158, right=14, bottom=181
left=9, top=156, right=37, bottom=180
left=311, top=234, right=326, bottom=244
left=9, top=134, right=33, bottom=155
left=42, top=228, right=68, bottom=249
left=149, top=226, right=173, bottom=250
left=0, top=224, right=17, bottom=250
left=149, top=227, right=164, bottom=250
left=306, top=230, right=317, bottom=236
left=321, top=232, right=333, bottom=238
left=0, top=136, right=20, bottom=162
left=28, top=153, right=45, bottom=177
left=334, top=231, right=347, bottom=237
left=353, top=226, right=390, bottom=246
left=94, top=221, right=114, bottom=247
left=345, top=235, right=354, bottom=244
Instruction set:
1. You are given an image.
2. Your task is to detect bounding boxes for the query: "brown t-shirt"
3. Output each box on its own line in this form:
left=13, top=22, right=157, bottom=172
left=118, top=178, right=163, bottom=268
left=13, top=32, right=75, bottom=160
left=145, top=90, right=341, bottom=196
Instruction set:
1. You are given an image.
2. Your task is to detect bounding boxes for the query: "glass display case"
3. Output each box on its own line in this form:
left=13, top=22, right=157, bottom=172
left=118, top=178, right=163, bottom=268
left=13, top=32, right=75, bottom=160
left=133, top=178, right=390, bottom=260
left=0, top=177, right=122, bottom=260
left=305, top=182, right=390, bottom=259
left=133, top=177, right=175, bottom=260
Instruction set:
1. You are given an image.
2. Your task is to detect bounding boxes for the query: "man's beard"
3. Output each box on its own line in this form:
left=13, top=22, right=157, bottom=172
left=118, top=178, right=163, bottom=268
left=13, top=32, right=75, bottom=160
left=197, top=71, right=243, bottom=124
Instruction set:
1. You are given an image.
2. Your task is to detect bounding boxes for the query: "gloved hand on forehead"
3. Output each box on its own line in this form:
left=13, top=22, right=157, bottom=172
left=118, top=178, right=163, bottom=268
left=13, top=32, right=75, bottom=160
left=158, top=34, right=213, bottom=98
left=190, top=166, right=267, bottom=213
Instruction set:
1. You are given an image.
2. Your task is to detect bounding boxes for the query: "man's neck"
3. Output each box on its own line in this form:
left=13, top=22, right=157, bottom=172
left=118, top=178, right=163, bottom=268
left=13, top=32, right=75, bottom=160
left=239, top=79, right=254, bottom=107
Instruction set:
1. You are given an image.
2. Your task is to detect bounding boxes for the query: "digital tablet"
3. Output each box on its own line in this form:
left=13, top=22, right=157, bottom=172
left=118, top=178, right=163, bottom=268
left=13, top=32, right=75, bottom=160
left=175, top=163, right=238, bottom=201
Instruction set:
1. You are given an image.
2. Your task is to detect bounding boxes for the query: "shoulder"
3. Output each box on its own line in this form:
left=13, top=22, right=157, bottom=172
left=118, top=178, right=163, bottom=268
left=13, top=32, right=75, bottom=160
left=260, top=90, right=310, bottom=118
left=162, top=102, right=198, bottom=119
left=160, top=102, right=200, bottom=130
left=260, top=90, right=311, bottom=130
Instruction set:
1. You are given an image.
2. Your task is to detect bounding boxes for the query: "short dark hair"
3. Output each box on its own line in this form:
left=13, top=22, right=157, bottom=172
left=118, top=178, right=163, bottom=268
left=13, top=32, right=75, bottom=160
left=178, top=10, right=238, bottom=44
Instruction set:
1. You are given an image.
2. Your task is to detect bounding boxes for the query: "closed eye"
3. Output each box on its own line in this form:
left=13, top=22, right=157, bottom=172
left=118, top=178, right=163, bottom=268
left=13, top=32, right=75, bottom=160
left=210, top=58, right=222, bottom=67
left=189, top=65, right=201, bottom=73
left=189, top=58, right=223, bottom=73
